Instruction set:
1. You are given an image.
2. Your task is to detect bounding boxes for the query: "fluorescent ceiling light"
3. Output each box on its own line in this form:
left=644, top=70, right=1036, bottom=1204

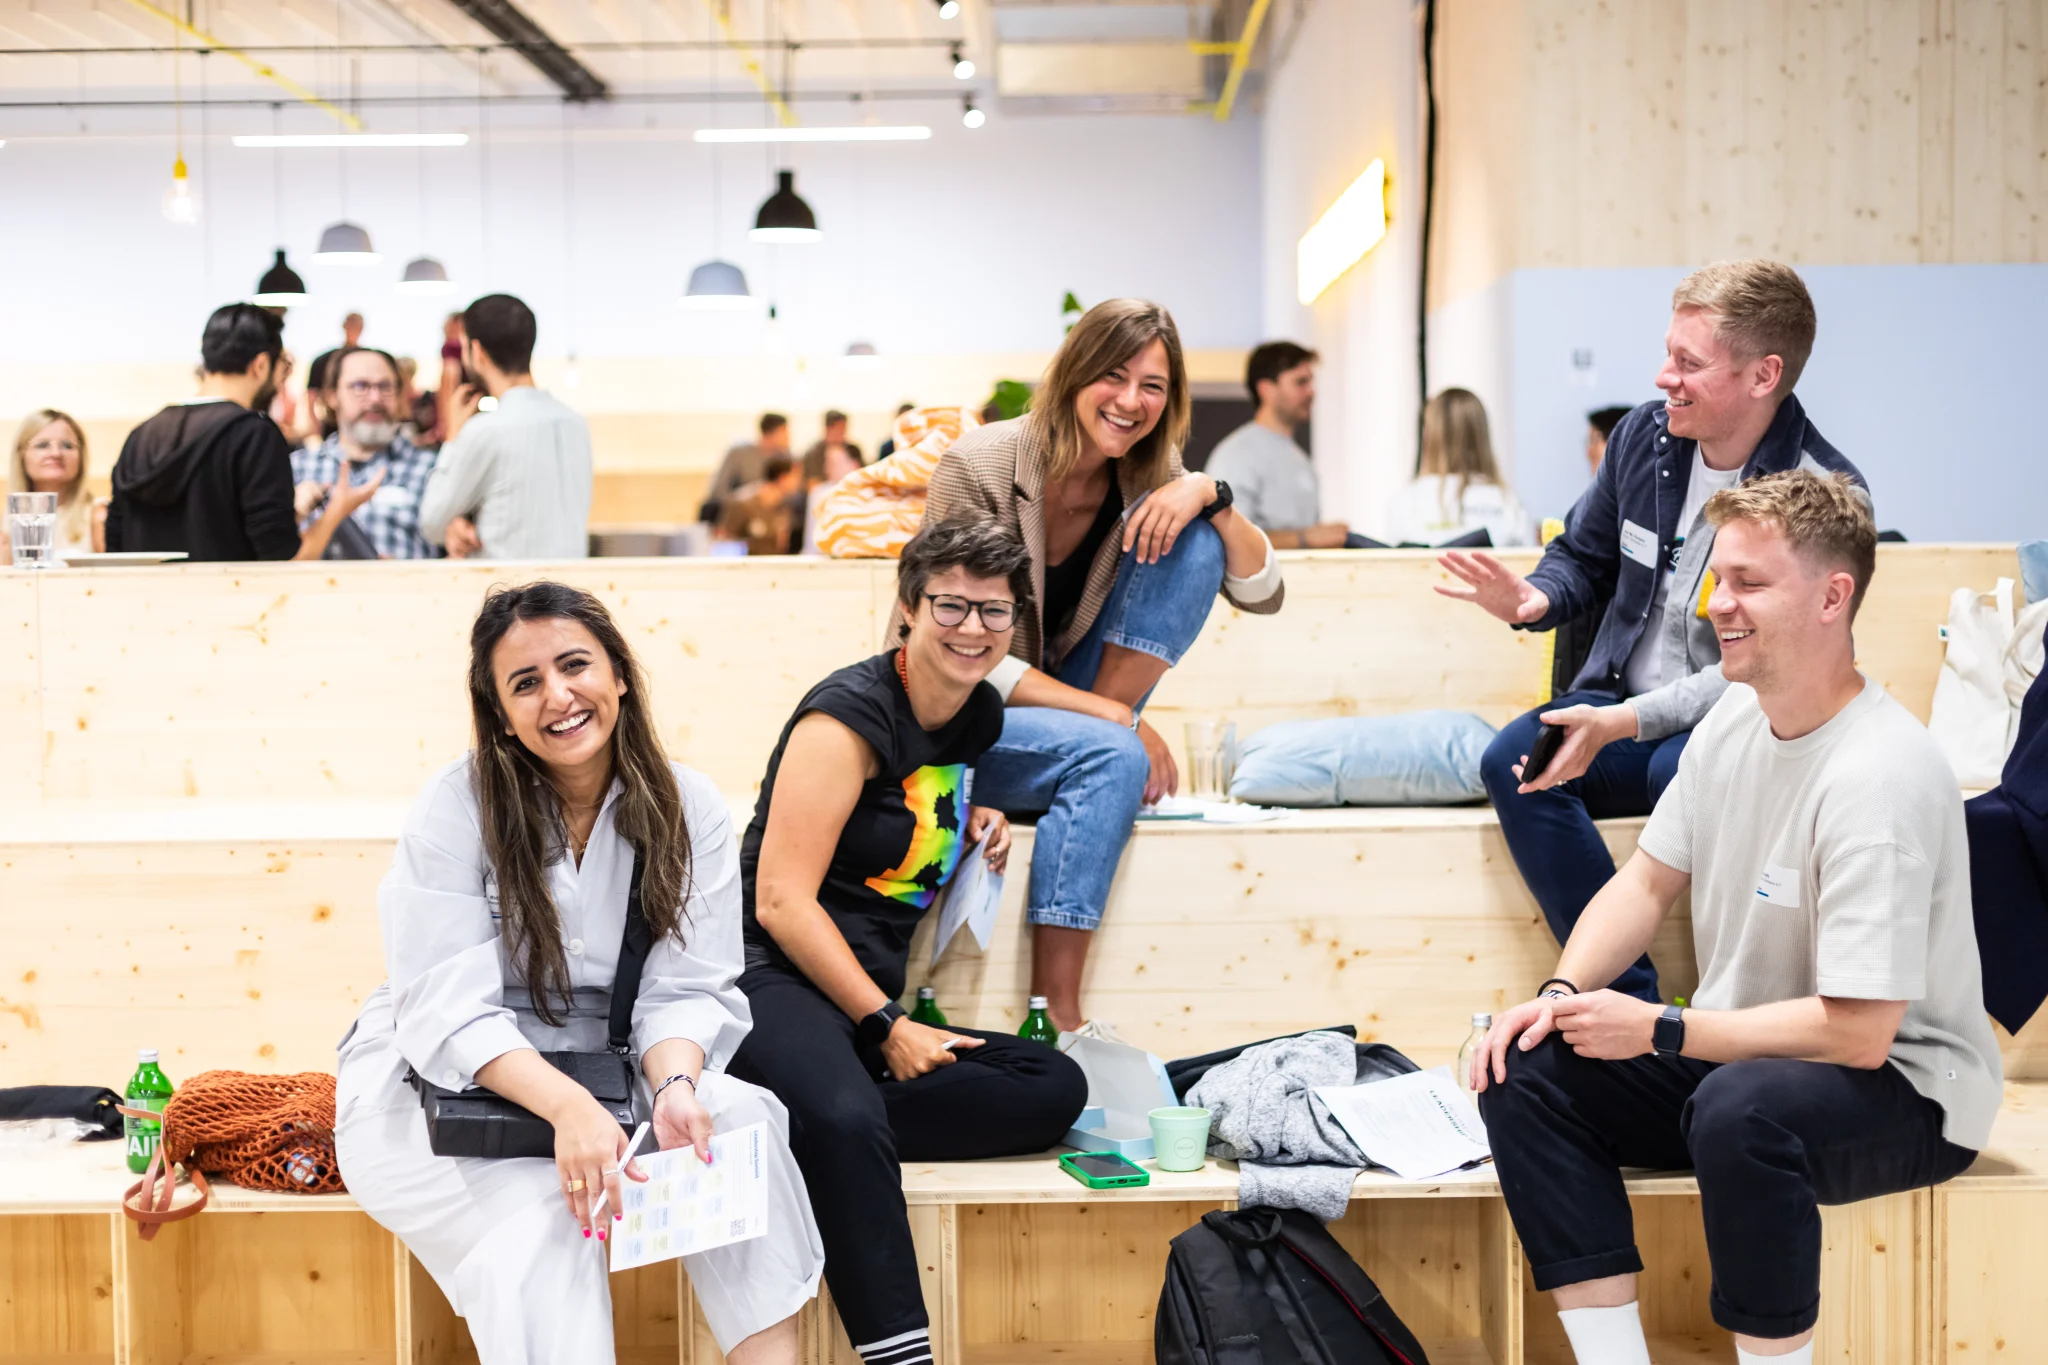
left=694, top=126, right=932, bottom=144
left=233, top=133, right=470, bottom=149
left=1297, top=158, right=1389, bottom=305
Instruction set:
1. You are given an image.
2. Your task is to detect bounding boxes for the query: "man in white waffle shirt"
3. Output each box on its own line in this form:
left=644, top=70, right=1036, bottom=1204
left=1468, top=468, right=2000, bottom=1365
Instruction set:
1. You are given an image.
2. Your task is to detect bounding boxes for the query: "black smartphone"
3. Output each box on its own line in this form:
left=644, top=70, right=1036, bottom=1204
left=1523, top=722, right=1568, bottom=783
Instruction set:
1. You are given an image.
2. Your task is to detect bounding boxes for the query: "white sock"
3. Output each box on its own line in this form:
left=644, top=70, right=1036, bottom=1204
left=1557, top=1302, right=1653, bottom=1365
left=1737, top=1344, right=1813, bottom=1365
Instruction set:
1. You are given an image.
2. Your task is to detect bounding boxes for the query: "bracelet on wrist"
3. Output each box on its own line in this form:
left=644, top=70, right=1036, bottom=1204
left=1537, top=976, right=1579, bottom=998
left=653, top=1072, right=696, bottom=1102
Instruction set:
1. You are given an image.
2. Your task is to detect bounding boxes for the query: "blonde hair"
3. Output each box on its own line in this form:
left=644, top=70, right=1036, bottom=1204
left=1703, top=469, right=1876, bottom=618
left=10, top=410, right=92, bottom=546
left=1031, top=298, right=1189, bottom=488
left=1417, top=388, right=1500, bottom=519
left=1670, top=259, right=1818, bottom=392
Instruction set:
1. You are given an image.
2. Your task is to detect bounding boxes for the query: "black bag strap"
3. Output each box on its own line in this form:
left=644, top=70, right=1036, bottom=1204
left=1170, top=1215, right=1267, bottom=1365
left=1270, top=1209, right=1431, bottom=1365
left=607, top=848, right=651, bottom=1055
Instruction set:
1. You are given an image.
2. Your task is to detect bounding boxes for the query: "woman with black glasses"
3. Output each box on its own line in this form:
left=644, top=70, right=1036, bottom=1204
left=730, top=518, right=1087, bottom=1365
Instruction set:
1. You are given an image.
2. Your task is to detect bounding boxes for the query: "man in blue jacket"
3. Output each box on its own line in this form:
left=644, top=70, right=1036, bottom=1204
left=1437, top=260, right=1867, bottom=1002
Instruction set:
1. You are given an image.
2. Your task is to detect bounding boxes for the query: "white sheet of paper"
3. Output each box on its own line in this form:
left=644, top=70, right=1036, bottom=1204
left=931, top=839, right=1005, bottom=965
left=1312, top=1067, right=1492, bottom=1181
left=607, top=1120, right=770, bottom=1272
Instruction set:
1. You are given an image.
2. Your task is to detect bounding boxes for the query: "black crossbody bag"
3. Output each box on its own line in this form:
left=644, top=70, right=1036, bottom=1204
left=407, top=850, right=653, bottom=1160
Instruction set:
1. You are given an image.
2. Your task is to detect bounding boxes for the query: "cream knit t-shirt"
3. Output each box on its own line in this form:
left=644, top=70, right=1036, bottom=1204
left=1637, top=676, right=2003, bottom=1150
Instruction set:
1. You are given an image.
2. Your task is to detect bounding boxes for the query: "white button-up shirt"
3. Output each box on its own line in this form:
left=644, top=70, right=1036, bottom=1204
left=358, top=756, right=751, bottom=1094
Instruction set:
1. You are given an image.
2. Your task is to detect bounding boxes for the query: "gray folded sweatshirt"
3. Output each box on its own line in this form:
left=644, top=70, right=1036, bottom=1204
left=1183, top=1030, right=1377, bottom=1222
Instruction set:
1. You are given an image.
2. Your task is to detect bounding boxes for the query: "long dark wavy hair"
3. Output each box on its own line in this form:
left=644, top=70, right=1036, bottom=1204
left=467, top=582, right=691, bottom=1026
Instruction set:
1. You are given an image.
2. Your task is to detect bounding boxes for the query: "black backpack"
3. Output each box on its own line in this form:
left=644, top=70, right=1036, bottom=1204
left=1156, top=1208, right=1431, bottom=1365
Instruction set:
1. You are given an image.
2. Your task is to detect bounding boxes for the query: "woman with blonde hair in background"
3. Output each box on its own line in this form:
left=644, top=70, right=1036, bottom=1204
left=4, top=409, right=104, bottom=558
left=1386, top=387, right=1535, bottom=548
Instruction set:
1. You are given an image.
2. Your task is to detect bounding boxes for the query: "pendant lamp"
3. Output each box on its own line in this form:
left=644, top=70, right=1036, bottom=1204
left=843, top=341, right=882, bottom=370
left=252, top=248, right=309, bottom=305
left=314, top=220, right=380, bottom=264
left=682, top=259, right=754, bottom=309
left=750, top=170, right=821, bottom=243
left=396, top=256, right=454, bottom=296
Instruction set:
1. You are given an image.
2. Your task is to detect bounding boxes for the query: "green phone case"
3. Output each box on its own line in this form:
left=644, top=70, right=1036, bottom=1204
left=1057, top=1150, right=1151, bottom=1189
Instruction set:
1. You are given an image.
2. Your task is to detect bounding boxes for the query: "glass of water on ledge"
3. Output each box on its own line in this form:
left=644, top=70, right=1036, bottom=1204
left=7, top=492, right=58, bottom=569
left=1184, top=718, right=1238, bottom=802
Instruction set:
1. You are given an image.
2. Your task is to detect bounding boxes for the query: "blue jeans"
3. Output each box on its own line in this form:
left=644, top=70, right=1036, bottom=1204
left=974, top=519, right=1228, bottom=930
left=1480, top=689, right=1691, bottom=1003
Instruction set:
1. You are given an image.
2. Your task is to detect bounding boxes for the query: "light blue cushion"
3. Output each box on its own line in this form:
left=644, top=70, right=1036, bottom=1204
left=1228, top=712, right=1498, bottom=807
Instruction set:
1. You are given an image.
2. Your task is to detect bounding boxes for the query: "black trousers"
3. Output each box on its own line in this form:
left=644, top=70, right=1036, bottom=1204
left=728, top=966, right=1089, bottom=1352
left=1480, top=1036, right=1977, bottom=1338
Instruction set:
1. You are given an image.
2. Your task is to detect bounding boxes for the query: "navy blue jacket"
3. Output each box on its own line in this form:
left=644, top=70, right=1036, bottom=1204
left=1524, top=394, right=1866, bottom=739
left=1968, top=619, right=2048, bottom=1033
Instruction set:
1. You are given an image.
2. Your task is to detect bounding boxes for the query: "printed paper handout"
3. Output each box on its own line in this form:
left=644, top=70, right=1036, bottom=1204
left=608, top=1121, right=770, bottom=1272
left=1312, top=1067, right=1491, bottom=1181
left=931, top=838, right=1005, bottom=965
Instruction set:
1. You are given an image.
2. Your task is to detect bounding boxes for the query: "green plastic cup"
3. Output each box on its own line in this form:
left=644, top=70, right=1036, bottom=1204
left=1148, top=1106, right=1212, bottom=1173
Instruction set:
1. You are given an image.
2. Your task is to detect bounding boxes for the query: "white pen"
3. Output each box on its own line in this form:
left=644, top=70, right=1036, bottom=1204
left=588, top=1119, right=653, bottom=1229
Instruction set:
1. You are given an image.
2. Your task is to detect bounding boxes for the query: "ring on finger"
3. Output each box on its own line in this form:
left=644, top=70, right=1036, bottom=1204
left=601, top=1164, right=621, bottom=1175
left=564, top=1177, right=586, bottom=1193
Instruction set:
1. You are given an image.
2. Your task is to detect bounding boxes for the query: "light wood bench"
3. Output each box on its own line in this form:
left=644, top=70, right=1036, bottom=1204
left=2, top=546, right=2015, bottom=812
left=19, top=1088, right=2031, bottom=1365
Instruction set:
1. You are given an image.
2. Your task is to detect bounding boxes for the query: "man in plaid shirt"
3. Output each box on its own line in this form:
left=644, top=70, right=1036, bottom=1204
left=290, top=346, right=441, bottom=559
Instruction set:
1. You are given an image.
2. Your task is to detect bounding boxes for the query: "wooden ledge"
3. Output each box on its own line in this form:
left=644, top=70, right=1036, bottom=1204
left=38, top=1081, right=2048, bottom=1218
left=1, top=795, right=1648, bottom=848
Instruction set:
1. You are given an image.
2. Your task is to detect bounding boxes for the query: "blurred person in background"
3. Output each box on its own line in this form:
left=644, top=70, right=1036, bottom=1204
left=801, top=409, right=864, bottom=485
left=875, top=402, right=915, bottom=459
left=801, top=440, right=867, bottom=554
left=420, top=294, right=592, bottom=561
left=703, top=413, right=793, bottom=523
left=3, top=409, right=103, bottom=558
left=105, top=303, right=379, bottom=561
left=341, top=312, right=364, bottom=348
left=1206, top=341, right=1357, bottom=549
left=718, top=453, right=804, bottom=556
left=1587, top=405, right=1633, bottom=476
left=1385, top=387, right=1536, bottom=548
left=291, top=346, right=441, bottom=559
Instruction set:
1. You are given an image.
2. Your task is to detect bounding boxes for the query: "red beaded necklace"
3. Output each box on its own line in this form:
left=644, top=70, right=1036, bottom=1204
left=896, top=645, right=911, bottom=693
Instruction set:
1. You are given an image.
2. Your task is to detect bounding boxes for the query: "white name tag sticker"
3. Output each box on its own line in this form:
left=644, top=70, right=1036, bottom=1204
left=1755, top=864, right=1803, bottom=908
left=1620, top=519, right=1660, bottom=569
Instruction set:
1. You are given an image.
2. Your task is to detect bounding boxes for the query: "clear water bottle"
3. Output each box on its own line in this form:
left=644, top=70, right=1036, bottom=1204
left=1455, top=1013, right=1492, bottom=1097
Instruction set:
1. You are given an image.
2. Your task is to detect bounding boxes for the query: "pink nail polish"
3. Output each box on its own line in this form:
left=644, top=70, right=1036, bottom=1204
left=614, top=1213, right=623, bottom=1221
left=598, top=1230, right=607, bottom=1241
left=583, top=1228, right=591, bottom=1238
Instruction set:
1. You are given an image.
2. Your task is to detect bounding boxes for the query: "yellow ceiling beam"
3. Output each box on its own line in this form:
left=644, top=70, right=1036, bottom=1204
left=706, top=1, right=798, bottom=127
left=1212, top=0, right=1274, bottom=123
left=120, top=0, right=363, bottom=131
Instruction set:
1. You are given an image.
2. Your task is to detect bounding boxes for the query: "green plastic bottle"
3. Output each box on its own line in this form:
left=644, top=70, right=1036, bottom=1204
left=910, top=986, right=948, bottom=1028
left=1018, top=996, right=1059, bottom=1047
left=124, top=1048, right=174, bottom=1174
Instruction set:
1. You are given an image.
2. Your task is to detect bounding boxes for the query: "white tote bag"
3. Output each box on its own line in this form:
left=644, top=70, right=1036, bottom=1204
left=1928, top=578, right=2016, bottom=787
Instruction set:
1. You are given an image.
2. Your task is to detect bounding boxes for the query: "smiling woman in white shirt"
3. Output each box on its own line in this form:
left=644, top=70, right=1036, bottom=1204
left=335, top=582, right=821, bottom=1365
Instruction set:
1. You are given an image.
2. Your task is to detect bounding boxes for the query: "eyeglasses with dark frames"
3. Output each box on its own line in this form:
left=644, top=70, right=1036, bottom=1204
left=922, top=593, right=1017, bottom=632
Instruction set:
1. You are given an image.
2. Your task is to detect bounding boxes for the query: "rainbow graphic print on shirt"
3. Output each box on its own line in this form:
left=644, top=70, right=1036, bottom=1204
left=865, top=763, right=970, bottom=909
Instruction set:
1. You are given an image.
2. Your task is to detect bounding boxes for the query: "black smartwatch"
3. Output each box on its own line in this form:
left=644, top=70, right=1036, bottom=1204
left=1652, top=1004, right=1686, bottom=1058
left=1196, top=478, right=1234, bottom=521
left=858, top=1000, right=907, bottom=1048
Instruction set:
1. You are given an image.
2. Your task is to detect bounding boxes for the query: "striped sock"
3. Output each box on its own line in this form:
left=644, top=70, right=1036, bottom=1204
left=856, top=1328, right=934, bottom=1365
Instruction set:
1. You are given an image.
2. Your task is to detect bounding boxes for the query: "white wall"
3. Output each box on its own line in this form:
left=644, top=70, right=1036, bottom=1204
left=1260, top=0, right=1424, bottom=539
left=0, top=103, right=1263, bottom=432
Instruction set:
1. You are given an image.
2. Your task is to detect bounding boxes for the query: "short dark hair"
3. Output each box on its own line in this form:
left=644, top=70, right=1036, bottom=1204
left=760, top=412, right=788, bottom=436
left=1245, top=341, right=1317, bottom=403
left=895, top=518, right=1034, bottom=640
left=762, top=452, right=796, bottom=483
left=331, top=345, right=401, bottom=390
left=462, top=294, right=537, bottom=374
left=201, top=303, right=285, bottom=377
left=823, top=409, right=848, bottom=428
left=1588, top=405, right=1633, bottom=439
left=894, top=402, right=915, bottom=416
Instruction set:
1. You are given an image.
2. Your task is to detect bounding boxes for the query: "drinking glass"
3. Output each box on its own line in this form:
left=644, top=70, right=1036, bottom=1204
left=1183, top=719, right=1238, bottom=801
left=6, top=492, right=58, bottom=569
